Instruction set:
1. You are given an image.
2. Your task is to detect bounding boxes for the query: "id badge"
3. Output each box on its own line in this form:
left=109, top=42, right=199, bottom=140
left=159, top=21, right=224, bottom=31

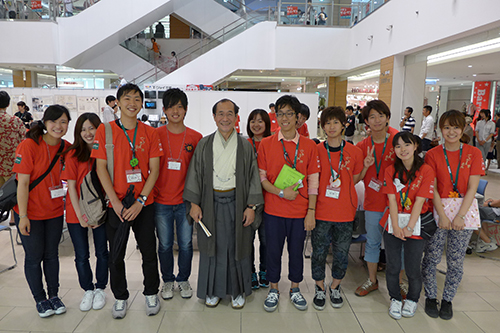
left=368, top=177, right=383, bottom=192
left=325, top=185, right=341, bottom=199
left=167, top=159, right=181, bottom=170
left=49, top=185, right=65, bottom=199
left=126, top=169, right=142, bottom=183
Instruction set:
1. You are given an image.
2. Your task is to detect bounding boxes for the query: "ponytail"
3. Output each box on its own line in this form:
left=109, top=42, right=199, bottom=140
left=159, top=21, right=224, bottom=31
left=26, top=104, right=71, bottom=144
left=26, top=120, right=45, bottom=143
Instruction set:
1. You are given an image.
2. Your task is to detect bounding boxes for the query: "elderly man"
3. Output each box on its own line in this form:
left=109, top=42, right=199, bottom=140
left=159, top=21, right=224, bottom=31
left=183, top=98, right=264, bottom=309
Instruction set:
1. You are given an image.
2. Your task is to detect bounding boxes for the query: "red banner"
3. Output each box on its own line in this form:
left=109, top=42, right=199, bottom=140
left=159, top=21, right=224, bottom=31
left=340, top=7, right=352, bottom=19
left=472, top=81, right=491, bottom=110
left=286, top=6, right=298, bottom=17
left=31, top=0, right=42, bottom=12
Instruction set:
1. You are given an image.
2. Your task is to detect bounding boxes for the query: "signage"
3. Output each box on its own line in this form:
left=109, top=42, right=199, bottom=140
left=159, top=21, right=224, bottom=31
left=340, top=7, right=351, bottom=19
left=31, top=1, right=42, bottom=12
left=286, top=6, right=298, bottom=17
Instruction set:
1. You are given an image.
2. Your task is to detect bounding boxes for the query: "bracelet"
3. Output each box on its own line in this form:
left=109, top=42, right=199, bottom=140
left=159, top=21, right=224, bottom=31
left=136, top=198, right=146, bottom=207
left=457, top=214, right=465, bottom=220
left=19, top=214, right=28, bottom=219
left=308, top=208, right=315, bottom=211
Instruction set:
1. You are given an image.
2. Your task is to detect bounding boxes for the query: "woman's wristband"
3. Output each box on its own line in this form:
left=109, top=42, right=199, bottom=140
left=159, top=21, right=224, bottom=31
left=136, top=198, right=146, bottom=207
left=456, top=214, right=465, bottom=220
left=19, top=214, right=28, bottom=219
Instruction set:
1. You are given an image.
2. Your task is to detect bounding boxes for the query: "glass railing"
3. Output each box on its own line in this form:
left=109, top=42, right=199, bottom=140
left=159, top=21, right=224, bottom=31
left=0, top=0, right=100, bottom=21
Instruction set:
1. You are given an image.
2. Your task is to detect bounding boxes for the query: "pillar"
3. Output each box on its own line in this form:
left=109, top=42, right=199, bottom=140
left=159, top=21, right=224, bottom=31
left=327, top=77, right=347, bottom=107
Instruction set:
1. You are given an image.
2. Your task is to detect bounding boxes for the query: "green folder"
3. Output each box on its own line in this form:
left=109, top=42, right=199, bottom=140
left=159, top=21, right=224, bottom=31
left=274, top=164, right=305, bottom=191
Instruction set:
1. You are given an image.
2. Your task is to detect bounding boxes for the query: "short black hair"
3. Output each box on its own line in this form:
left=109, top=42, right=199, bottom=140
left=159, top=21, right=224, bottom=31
left=480, top=109, right=491, bottom=121
left=321, top=106, right=346, bottom=128
left=141, top=114, right=148, bottom=122
left=299, top=103, right=310, bottom=120
left=0, top=90, right=10, bottom=109
left=423, top=105, right=432, bottom=113
left=117, top=83, right=144, bottom=102
left=163, top=88, right=188, bottom=110
left=212, top=98, right=239, bottom=115
left=346, top=105, right=354, bottom=112
left=275, top=95, right=301, bottom=116
left=105, top=95, right=116, bottom=105
left=361, top=99, right=391, bottom=121
left=269, top=103, right=275, bottom=109
left=406, top=107, right=413, bottom=114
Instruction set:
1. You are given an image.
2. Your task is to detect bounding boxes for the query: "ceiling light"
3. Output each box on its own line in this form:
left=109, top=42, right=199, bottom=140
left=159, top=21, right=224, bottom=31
left=348, top=70, right=380, bottom=81
left=473, top=74, right=477, bottom=76
left=427, top=36, right=500, bottom=65
left=317, top=83, right=327, bottom=89
left=468, top=65, right=472, bottom=68
left=297, top=87, right=302, bottom=91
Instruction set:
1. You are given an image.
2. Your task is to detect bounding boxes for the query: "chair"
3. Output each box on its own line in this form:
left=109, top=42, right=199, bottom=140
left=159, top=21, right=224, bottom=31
left=477, top=179, right=488, bottom=196
left=0, top=225, right=17, bottom=273
left=350, top=210, right=367, bottom=261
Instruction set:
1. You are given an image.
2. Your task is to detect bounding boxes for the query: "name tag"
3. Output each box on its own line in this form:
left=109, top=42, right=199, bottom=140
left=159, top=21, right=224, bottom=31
left=325, top=186, right=340, bottom=199
left=368, top=177, right=383, bottom=192
left=126, top=169, right=142, bottom=183
left=168, top=161, right=181, bottom=170
left=49, top=186, right=65, bottom=199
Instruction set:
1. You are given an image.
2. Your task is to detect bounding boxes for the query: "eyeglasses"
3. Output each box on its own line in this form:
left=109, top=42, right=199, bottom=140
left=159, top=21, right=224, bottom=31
left=276, top=111, right=295, bottom=118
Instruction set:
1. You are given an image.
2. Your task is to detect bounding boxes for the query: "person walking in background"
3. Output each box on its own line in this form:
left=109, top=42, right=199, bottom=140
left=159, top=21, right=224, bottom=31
left=344, top=106, right=356, bottom=143
left=15, top=101, right=33, bottom=129
left=419, top=105, right=434, bottom=152
left=475, top=109, right=496, bottom=164
left=399, top=107, right=415, bottom=133
left=102, top=95, right=118, bottom=123
left=61, top=113, right=109, bottom=312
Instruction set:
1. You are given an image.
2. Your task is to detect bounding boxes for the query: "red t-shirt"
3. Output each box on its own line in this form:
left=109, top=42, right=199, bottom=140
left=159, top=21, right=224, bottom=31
left=316, top=141, right=364, bottom=222
left=91, top=121, right=163, bottom=206
left=13, top=138, right=70, bottom=220
left=247, top=137, right=261, bottom=158
left=154, top=127, right=202, bottom=205
left=425, top=144, right=485, bottom=198
left=297, top=123, right=309, bottom=138
left=61, top=150, right=93, bottom=224
left=257, top=133, right=320, bottom=218
left=380, top=164, right=435, bottom=239
left=269, top=112, right=280, bottom=134
left=356, top=129, right=397, bottom=212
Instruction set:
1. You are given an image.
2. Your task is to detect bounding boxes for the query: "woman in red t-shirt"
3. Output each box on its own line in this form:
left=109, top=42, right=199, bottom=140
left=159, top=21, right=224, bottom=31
left=246, top=109, right=271, bottom=289
left=381, top=132, right=435, bottom=320
left=61, top=113, right=109, bottom=313
left=13, top=105, right=71, bottom=318
left=422, top=110, right=484, bottom=320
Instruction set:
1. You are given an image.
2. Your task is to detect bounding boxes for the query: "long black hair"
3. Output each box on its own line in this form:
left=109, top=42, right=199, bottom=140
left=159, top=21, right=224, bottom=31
left=26, top=104, right=71, bottom=144
left=392, top=131, right=424, bottom=184
left=65, top=113, right=101, bottom=162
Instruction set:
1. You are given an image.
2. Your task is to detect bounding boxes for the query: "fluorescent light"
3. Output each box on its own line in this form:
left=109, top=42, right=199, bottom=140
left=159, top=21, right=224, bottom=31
left=348, top=70, right=380, bottom=81
left=427, top=37, right=500, bottom=65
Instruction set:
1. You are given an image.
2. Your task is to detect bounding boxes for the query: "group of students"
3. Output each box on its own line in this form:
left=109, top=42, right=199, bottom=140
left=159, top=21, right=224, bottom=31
left=5, top=84, right=485, bottom=322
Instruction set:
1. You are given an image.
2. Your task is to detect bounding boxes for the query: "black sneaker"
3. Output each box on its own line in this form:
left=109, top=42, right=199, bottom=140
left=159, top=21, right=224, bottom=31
left=439, top=300, right=453, bottom=320
left=36, top=299, right=55, bottom=318
left=329, top=285, right=344, bottom=308
left=48, top=296, right=66, bottom=315
left=251, top=272, right=259, bottom=290
left=425, top=298, right=439, bottom=318
left=259, top=271, right=269, bottom=288
left=313, top=285, right=326, bottom=310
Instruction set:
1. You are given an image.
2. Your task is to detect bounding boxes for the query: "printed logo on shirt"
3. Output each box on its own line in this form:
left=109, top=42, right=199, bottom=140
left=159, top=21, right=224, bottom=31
left=93, top=143, right=99, bottom=150
left=136, top=137, right=147, bottom=152
left=384, top=148, right=395, bottom=162
left=14, top=156, right=22, bottom=164
left=340, top=156, right=352, bottom=171
left=461, top=153, right=475, bottom=170
left=185, top=143, right=195, bottom=153
left=411, top=175, right=423, bottom=191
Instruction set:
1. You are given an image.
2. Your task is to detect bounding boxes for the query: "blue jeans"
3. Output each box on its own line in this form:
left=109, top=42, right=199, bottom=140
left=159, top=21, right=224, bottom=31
left=14, top=212, right=63, bottom=303
left=364, top=210, right=384, bottom=263
left=67, top=223, right=109, bottom=291
left=155, top=202, right=193, bottom=282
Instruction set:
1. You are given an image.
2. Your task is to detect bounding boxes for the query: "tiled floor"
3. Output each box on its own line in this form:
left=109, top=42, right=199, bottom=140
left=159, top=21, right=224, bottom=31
left=0, top=172, right=499, bottom=332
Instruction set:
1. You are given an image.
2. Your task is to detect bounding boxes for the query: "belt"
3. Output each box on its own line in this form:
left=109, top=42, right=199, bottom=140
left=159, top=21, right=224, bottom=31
left=213, top=188, right=235, bottom=193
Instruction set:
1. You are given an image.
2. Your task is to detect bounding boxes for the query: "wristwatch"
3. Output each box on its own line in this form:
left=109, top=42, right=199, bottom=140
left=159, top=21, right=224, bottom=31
left=139, top=194, right=147, bottom=202
left=488, top=202, right=492, bottom=207
left=278, top=190, right=284, bottom=198
left=406, top=226, right=413, bottom=232
left=247, top=205, right=257, bottom=211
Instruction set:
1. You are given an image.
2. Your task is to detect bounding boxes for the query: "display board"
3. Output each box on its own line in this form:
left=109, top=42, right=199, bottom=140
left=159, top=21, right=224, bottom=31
left=77, top=97, right=100, bottom=115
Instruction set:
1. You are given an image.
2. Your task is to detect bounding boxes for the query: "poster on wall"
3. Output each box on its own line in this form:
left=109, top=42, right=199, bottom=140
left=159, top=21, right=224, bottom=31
left=55, top=95, right=78, bottom=112
left=286, top=6, right=298, bottom=17
left=31, top=96, right=54, bottom=120
left=340, top=7, right=351, bottom=19
left=31, top=1, right=42, bottom=12
left=77, top=97, right=100, bottom=115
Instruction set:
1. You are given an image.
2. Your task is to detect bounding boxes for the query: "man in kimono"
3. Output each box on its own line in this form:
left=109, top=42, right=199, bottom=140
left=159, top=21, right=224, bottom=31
left=183, top=98, right=264, bottom=309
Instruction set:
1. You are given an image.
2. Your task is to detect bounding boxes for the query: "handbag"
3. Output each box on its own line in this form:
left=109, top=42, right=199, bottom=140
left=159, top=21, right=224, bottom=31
left=0, top=141, right=65, bottom=215
left=433, top=198, right=481, bottom=229
left=420, top=211, right=437, bottom=240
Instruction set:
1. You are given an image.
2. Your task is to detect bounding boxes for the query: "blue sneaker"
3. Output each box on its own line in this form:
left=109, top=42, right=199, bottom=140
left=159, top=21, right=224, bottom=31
left=36, top=299, right=55, bottom=318
left=264, top=289, right=280, bottom=312
left=48, top=296, right=66, bottom=315
left=290, top=287, right=307, bottom=311
left=259, top=271, right=269, bottom=288
left=251, top=272, right=259, bottom=289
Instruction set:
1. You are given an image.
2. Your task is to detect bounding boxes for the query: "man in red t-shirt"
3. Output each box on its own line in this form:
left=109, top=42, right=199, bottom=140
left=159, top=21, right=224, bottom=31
left=92, top=83, right=163, bottom=319
left=296, top=103, right=310, bottom=138
left=355, top=100, right=398, bottom=297
left=258, top=95, right=320, bottom=312
left=154, top=88, right=202, bottom=301
left=269, top=103, right=280, bottom=134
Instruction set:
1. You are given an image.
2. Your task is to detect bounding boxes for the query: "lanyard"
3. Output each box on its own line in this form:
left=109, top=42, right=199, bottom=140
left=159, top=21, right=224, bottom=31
left=399, top=178, right=412, bottom=212
left=443, top=144, right=463, bottom=195
left=118, top=120, right=139, bottom=167
left=325, top=140, right=343, bottom=182
left=166, top=127, right=187, bottom=161
left=252, top=137, right=257, bottom=157
left=281, top=138, right=299, bottom=169
left=371, top=133, right=389, bottom=177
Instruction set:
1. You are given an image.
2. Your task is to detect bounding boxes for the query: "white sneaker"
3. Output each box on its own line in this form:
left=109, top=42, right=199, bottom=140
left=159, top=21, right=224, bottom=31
left=205, top=295, right=220, bottom=307
left=161, top=281, right=174, bottom=300
left=178, top=281, right=193, bottom=299
left=402, top=299, right=418, bottom=318
left=112, top=300, right=127, bottom=319
left=231, top=294, right=245, bottom=309
left=145, top=295, right=160, bottom=316
left=389, top=298, right=402, bottom=320
left=476, top=239, right=498, bottom=253
left=80, top=290, right=94, bottom=312
left=93, top=288, right=106, bottom=310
